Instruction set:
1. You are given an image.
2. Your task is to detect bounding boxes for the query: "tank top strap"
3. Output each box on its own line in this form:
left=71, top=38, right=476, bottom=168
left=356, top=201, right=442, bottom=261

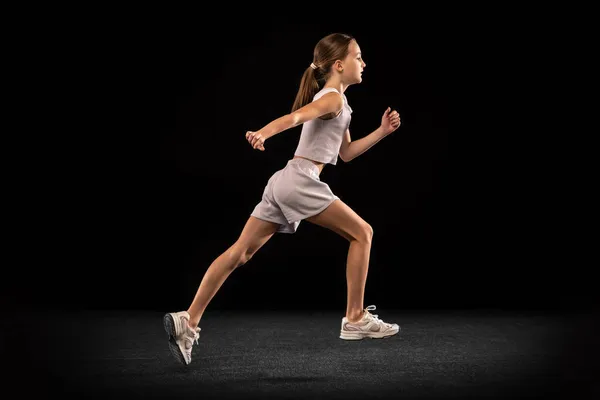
left=313, top=87, right=341, bottom=100
left=313, top=88, right=345, bottom=110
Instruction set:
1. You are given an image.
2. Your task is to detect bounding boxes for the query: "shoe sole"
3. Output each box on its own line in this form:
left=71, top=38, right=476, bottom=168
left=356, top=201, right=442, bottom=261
left=339, top=326, right=401, bottom=340
left=163, top=313, right=188, bottom=365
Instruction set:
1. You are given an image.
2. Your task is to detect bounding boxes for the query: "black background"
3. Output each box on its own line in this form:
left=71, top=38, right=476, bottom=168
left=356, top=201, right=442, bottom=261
left=5, top=9, right=595, bottom=316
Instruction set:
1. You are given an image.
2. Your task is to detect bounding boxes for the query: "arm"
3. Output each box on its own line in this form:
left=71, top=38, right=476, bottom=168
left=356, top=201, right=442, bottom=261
left=339, top=108, right=402, bottom=161
left=257, top=93, right=344, bottom=140
left=339, top=127, right=388, bottom=162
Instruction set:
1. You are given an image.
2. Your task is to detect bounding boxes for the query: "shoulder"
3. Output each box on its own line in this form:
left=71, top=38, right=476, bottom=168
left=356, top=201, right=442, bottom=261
left=315, top=88, right=349, bottom=119
left=313, top=88, right=344, bottom=110
left=314, top=88, right=344, bottom=103
left=290, top=89, right=343, bottom=125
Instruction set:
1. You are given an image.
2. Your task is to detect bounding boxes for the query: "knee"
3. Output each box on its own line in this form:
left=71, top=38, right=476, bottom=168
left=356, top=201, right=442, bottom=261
left=356, top=223, right=374, bottom=243
left=365, top=223, right=374, bottom=241
left=228, top=244, right=253, bottom=267
left=239, top=251, right=253, bottom=266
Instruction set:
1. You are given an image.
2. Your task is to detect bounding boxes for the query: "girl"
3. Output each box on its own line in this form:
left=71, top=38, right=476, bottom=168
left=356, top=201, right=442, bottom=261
left=164, top=33, right=402, bottom=365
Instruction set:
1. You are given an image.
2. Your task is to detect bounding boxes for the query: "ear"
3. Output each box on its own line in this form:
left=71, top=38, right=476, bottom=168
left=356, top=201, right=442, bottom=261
left=334, top=60, right=344, bottom=72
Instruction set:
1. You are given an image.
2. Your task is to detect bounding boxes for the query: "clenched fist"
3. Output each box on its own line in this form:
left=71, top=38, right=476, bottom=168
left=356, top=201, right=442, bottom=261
left=381, top=107, right=401, bottom=135
left=246, top=131, right=265, bottom=151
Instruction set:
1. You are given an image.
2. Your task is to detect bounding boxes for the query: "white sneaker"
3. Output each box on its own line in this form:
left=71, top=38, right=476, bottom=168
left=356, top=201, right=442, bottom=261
left=163, top=311, right=201, bottom=365
left=340, top=305, right=400, bottom=340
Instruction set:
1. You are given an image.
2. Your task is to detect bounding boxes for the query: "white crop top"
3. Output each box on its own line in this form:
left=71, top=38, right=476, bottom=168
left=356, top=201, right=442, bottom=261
left=293, top=87, right=352, bottom=165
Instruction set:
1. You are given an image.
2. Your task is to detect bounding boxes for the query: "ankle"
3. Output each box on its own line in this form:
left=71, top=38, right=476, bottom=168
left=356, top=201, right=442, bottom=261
left=186, top=310, right=202, bottom=329
left=187, top=319, right=199, bottom=330
left=346, top=310, right=364, bottom=323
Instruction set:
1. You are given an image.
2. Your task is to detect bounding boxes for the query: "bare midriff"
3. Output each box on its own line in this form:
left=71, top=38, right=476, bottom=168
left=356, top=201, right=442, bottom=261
left=292, top=155, right=324, bottom=175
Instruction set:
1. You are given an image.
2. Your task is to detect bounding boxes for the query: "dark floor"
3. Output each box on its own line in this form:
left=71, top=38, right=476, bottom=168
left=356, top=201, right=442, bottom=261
left=2, top=308, right=597, bottom=399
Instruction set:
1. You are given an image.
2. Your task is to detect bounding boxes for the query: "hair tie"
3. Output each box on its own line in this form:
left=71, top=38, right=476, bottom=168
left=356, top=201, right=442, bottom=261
left=310, top=63, right=317, bottom=70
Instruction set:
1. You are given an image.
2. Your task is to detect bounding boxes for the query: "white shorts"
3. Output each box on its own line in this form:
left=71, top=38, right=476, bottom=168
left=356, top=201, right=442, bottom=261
left=251, top=158, right=340, bottom=234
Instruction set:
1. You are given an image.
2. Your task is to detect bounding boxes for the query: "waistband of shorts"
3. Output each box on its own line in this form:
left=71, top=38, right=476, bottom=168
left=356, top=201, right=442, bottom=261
left=287, top=158, right=319, bottom=177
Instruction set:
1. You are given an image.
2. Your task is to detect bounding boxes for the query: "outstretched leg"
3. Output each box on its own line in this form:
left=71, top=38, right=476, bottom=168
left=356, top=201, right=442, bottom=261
left=305, top=199, right=373, bottom=323
left=186, top=216, right=280, bottom=328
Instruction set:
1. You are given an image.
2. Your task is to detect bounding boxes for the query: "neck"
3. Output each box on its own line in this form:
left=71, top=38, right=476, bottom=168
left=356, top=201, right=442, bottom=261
left=323, top=77, right=349, bottom=94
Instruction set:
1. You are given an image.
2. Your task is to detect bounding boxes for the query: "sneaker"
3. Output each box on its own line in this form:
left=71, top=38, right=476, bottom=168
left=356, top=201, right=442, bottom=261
left=340, top=305, right=400, bottom=340
left=163, top=311, right=201, bottom=365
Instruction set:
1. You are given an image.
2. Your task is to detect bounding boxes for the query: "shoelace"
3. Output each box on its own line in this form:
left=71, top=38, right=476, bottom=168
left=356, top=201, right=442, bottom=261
left=183, top=327, right=200, bottom=351
left=365, top=305, right=379, bottom=321
left=191, top=328, right=200, bottom=344
left=364, top=305, right=392, bottom=328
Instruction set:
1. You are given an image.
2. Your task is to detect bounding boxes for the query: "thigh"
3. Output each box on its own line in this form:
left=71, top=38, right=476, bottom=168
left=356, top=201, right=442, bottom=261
left=305, top=199, right=372, bottom=242
left=234, top=216, right=280, bottom=257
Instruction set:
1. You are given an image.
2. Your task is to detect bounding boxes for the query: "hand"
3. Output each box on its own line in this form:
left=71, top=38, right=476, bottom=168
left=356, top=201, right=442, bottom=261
left=245, top=131, right=265, bottom=151
left=381, top=107, right=401, bottom=135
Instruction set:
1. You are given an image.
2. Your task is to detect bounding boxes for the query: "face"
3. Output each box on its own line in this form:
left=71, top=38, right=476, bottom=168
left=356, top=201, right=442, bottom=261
left=341, top=40, right=366, bottom=84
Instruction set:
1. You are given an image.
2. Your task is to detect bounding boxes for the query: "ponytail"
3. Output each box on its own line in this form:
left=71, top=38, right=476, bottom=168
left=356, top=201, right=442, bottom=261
left=291, top=66, right=320, bottom=113
left=291, top=33, right=355, bottom=113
